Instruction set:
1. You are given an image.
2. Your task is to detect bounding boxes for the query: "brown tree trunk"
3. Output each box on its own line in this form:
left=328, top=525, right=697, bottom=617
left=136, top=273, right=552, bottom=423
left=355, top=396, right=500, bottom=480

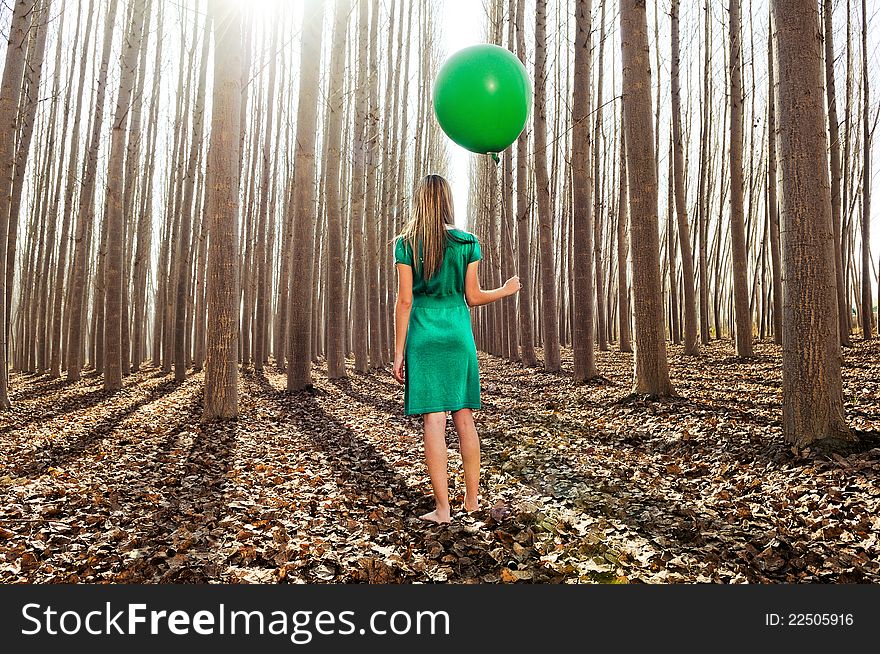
left=253, top=23, right=280, bottom=373
left=173, top=11, right=211, bottom=381
left=6, top=0, right=49, bottom=366
left=104, top=0, right=147, bottom=390
left=620, top=0, right=674, bottom=396
left=728, top=0, right=754, bottom=357
left=697, top=1, right=712, bottom=345
left=771, top=0, right=852, bottom=447
left=66, top=0, right=119, bottom=382
left=50, top=0, right=94, bottom=379
left=666, top=137, right=680, bottom=344
left=670, top=0, right=698, bottom=355
left=323, top=0, right=351, bottom=380
left=617, top=110, right=632, bottom=353
left=767, top=19, right=783, bottom=345
left=0, top=0, right=35, bottom=405
left=516, top=0, right=537, bottom=368
left=823, top=0, right=850, bottom=346
left=859, top=0, right=872, bottom=339
left=533, top=0, right=561, bottom=372
left=286, top=0, right=324, bottom=391
left=572, top=0, right=597, bottom=382
left=203, top=0, right=243, bottom=420
left=593, top=0, right=608, bottom=353
left=349, top=0, right=370, bottom=373
left=131, top=0, right=163, bottom=371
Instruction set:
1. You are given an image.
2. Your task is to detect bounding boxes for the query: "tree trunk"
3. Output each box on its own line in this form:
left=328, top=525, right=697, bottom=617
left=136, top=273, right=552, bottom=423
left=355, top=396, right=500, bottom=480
left=104, top=0, right=147, bottom=390
left=349, top=0, right=370, bottom=373
left=323, top=0, right=351, bottom=380
left=0, top=0, right=36, bottom=406
left=771, top=0, right=852, bottom=447
left=287, top=0, right=324, bottom=391
left=822, top=0, right=850, bottom=346
left=767, top=19, right=783, bottom=345
left=670, top=0, right=698, bottom=355
left=66, top=0, right=119, bottom=382
left=132, top=0, right=163, bottom=371
left=859, top=0, right=872, bottom=339
left=203, top=0, right=242, bottom=420
left=514, top=0, right=536, bottom=367
left=697, top=1, right=712, bottom=344
left=572, top=0, right=597, bottom=382
left=617, top=110, right=632, bottom=353
left=533, top=0, right=561, bottom=372
left=728, top=0, right=754, bottom=357
left=620, top=0, right=674, bottom=396
left=50, top=0, right=94, bottom=379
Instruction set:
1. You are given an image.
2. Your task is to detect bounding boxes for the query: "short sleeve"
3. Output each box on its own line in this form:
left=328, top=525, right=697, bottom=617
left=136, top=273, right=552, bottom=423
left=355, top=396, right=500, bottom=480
left=468, top=238, right=482, bottom=264
left=394, top=237, right=413, bottom=266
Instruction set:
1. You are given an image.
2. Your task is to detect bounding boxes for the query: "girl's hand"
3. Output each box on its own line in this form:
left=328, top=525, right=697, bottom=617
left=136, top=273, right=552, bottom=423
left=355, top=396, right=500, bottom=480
left=392, top=354, right=405, bottom=383
left=504, top=276, right=521, bottom=295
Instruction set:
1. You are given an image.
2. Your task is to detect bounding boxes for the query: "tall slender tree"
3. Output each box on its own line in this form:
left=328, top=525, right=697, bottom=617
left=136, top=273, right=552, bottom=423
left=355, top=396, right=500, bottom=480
left=620, top=0, right=674, bottom=396
left=287, top=0, right=324, bottom=391
left=533, top=0, right=561, bottom=372
left=66, top=0, right=119, bottom=382
left=203, top=0, right=243, bottom=420
left=323, top=0, right=351, bottom=380
left=823, top=0, right=850, bottom=346
left=572, top=0, right=597, bottom=382
left=104, top=0, right=148, bottom=390
left=670, top=0, right=698, bottom=355
left=728, top=0, right=754, bottom=357
left=771, top=0, right=852, bottom=447
left=514, top=0, right=536, bottom=367
left=859, top=0, right=872, bottom=339
left=0, top=0, right=35, bottom=407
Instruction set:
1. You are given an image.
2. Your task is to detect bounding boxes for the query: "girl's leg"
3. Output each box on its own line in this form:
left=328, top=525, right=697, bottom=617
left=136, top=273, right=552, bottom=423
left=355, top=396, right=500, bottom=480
left=420, top=411, right=451, bottom=523
left=451, top=408, right=480, bottom=511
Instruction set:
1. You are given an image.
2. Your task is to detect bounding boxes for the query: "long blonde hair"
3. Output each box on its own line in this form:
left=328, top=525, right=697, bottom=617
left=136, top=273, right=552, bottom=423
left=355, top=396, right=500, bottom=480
left=396, top=174, right=455, bottom=281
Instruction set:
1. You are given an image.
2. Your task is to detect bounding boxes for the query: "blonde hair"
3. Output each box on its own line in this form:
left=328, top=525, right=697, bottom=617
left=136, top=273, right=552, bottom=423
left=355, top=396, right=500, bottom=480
left=396, top=174, right=455, bottom=281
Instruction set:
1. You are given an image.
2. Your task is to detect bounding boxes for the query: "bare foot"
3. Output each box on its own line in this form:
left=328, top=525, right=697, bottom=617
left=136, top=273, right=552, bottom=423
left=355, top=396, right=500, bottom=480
left=419, top=509, right=451, bottom=524
left=463, top=494, right=480, bottom=513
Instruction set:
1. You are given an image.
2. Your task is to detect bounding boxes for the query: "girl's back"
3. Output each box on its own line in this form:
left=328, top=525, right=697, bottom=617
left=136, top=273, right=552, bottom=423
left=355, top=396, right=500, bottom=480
left=394, top=227, right=481, bottom=305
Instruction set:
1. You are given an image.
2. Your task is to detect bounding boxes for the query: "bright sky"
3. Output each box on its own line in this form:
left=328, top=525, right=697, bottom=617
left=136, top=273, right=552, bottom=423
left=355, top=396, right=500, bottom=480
left=439, top=0, right=484, bottom=228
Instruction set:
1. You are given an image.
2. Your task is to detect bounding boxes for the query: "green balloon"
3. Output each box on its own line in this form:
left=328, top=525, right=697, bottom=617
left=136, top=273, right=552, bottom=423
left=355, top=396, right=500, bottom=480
left=433, top=44, right=532, bottom=156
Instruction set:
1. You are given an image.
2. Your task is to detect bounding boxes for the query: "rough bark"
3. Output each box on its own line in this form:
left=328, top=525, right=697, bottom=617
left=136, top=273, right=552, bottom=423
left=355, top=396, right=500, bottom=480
left=572, top=0, right=597, bottom=381
left=66, top=0, right=119, bottom=382
left=670, top=0, right=699, bottom=355
left=533, top=0, right=561, bottom=372
left=104, top=0, right=147, bottom=390
left=286, top=0, right=324, bottom=391
left=202, top=0, right=242, bottom=420
left=0, top=0, right=36, bottom=406
left=728, top=0, right=754, bottom=357
left=823, top=0, right=850, bottom=346
left=771, top=0, right=852, bottom=447
left=619, top=0, right=674, bottom=396
left=767, top=20, right=783, bottom=345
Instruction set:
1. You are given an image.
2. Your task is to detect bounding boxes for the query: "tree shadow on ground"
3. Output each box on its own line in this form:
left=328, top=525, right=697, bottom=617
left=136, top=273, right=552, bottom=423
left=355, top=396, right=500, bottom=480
left=2, top=375, right=154, bottom=436
left=249, top=370, right=562, bottom=583
left=14, top=378, right=181, bottom=478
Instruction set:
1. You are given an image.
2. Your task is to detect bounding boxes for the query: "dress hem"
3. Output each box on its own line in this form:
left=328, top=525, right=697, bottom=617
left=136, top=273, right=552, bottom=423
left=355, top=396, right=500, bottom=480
left=404, top=402, right=481, bottom=416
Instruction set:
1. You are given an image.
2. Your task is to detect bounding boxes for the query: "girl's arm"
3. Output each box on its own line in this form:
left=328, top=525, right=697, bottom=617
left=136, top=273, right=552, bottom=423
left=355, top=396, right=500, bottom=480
left=465, top=261, right=521, bottom=307
left=392, top=263, right=413, bottom=383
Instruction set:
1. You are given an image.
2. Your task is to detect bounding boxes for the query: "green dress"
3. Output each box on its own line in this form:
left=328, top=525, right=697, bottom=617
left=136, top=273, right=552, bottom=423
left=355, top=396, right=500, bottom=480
left=394, top=227, right=482, bottom=415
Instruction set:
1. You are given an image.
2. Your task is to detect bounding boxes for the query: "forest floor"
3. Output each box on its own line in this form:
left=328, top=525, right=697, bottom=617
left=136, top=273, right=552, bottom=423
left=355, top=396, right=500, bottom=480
left=1, top=339, right=879, bottom=584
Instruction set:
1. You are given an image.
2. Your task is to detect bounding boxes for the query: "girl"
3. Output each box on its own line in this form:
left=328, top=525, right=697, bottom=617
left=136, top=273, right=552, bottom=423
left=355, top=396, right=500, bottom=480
left=392, top=174, right=521, bottom=524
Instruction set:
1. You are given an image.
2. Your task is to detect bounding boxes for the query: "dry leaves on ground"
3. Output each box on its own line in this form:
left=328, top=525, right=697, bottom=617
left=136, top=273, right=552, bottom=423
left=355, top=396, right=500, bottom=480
left=0, top=339, right=878, bottom=584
